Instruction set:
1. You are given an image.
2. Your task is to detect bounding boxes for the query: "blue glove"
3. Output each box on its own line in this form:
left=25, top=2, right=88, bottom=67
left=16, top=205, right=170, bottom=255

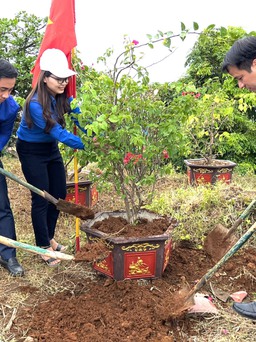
left=70, top=116, right=87, bottom=134
left=68, top=96, right=82, bottom=114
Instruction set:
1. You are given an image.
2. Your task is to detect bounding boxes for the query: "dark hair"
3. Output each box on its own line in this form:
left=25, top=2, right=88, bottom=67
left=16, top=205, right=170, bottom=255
left=222, top=36, right=256, bottom=73
left=0, top=59, right=18, bottom=79
left=24, top=71, right=70, bottom=133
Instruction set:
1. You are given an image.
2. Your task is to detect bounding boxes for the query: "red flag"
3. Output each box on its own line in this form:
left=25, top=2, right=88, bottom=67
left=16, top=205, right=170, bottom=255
left=31, top=0, right=77, bottom=97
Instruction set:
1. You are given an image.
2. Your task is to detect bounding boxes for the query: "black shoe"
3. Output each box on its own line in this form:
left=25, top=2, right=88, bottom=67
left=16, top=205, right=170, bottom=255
left=233, top=302, right=256, bottom=320
left=0, top=257, right=24, bottom=277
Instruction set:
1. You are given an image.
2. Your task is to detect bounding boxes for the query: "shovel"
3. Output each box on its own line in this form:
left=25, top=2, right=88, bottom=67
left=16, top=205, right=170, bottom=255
left=0, top=235, right=74, bottom=261
left=204, top=198, right=256, bottom=262
left=0, top=166, right=94, bottom=220
left=168, top=221, right=256, bottom=319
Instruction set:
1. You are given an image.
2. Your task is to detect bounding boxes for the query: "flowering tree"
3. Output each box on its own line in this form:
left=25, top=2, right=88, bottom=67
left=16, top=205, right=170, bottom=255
left=76, top=72, right=185, bottom=223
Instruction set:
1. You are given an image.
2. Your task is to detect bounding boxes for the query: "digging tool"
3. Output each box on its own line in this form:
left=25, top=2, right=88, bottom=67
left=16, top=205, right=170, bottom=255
left=209, top=282, right=230, bottom=302
left=0, top=235, right=74, bottom=261
left=0, top=166, right=94, bottom=220
left=169, top=221, right=256, bottom=319
left=204, top=198, right=256, bottom=261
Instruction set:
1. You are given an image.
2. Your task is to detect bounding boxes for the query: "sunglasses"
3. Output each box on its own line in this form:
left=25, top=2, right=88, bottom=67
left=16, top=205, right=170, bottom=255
left=49, top=74, right=70, bottom=84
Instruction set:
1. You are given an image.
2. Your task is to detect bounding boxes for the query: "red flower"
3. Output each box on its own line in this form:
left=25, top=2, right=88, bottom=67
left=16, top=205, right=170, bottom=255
left=162, top=149, right=169, bottom=159
left=123, top=152, right=134, bottom=164
left=182, top=91, right=201, bottom=98
left=133, top=154, right=143, bottom=164
left=124, top=152, right=143, bottom=165
left=132, top=40, right=139, bottom=45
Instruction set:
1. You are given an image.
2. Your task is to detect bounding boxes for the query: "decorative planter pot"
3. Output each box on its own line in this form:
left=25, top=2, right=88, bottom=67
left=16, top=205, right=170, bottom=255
left=81, top=210, right=177, bottom=281
left=65, top=181, right=98, bottom=207
left=184, top=159, right=237, bottom=186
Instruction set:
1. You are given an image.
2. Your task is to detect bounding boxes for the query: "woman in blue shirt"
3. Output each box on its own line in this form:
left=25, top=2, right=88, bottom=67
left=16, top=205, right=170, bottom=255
left=16, top=49, right=84, bottom=267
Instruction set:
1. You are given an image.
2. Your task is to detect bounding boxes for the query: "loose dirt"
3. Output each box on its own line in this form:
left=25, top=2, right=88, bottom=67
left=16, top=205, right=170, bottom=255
left=10, top=246, right=256, bottom=341
left=75, top=240, right=109, bottom=262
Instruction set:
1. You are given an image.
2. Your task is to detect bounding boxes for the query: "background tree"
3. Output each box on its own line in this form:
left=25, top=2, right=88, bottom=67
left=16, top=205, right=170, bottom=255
left=0, top=11, right=46, bottom=99
left=184, top=26, right=256, bottom=87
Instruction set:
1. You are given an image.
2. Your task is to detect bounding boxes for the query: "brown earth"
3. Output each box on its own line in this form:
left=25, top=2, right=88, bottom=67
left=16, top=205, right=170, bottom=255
left=9, top=246, right=256, bottom=342
left=8, top=208, right=256, bottom=342
left=1, top=157, right=256, bottom=341
left=184, top=158, right=235, bottom=167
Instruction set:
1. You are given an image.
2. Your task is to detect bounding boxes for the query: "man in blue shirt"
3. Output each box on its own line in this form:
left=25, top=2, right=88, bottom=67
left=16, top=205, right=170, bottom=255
left=0, top=59, right=24, bottom=276
left=222, top=36, right=256, bottom=320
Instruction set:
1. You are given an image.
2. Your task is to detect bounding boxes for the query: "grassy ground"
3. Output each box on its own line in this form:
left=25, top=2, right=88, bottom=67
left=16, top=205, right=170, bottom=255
left=0, top=155, right=255, bottom=341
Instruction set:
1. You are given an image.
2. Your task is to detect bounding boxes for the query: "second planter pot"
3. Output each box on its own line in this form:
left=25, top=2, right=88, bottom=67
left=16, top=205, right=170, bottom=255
left=184, top=159, right=237, bottom=186
left=65, top=181, right=98, bottom=207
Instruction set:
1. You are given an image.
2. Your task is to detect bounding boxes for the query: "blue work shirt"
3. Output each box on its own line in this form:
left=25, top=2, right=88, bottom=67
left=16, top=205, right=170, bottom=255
left=0, top=96, right=20, bottom=152
left=17, top=94, right=84, bottom=150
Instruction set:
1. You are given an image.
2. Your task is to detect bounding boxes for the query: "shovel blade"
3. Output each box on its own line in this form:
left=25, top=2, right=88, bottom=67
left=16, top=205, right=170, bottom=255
left=204, top=223, right=237, bottom=262
left=209, top=282, right=230, bottom=302
left=56, top=199, right=95, bottom=220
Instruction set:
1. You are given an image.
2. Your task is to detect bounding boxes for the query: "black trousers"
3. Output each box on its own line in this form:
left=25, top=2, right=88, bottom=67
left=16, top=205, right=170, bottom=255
left=16, top=139, right=66, bottom=247
left=0, top=159, right=17, bottom=260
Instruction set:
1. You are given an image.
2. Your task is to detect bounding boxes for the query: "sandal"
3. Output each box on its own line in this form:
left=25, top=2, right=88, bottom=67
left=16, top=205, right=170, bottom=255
left=40, top=246, right=61, bottom=267
left=50, top=239, right=67, bottom=252
left=41, top=256, right=61, bottom=267
left=55, top=243, right=67, bottom=252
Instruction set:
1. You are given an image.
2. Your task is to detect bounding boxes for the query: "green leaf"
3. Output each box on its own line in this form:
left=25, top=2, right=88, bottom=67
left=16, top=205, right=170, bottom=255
left=108, top=115, right=119, bottom=123
left=193, top=22, right=199, bottom=31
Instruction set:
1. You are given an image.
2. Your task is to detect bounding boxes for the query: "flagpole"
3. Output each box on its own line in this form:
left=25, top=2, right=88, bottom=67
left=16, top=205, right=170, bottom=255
left=69, top=1, right=80, bottom=252
left=71, top=47, right=81, bottom=252
left=73, top=130, right=81, bottom=252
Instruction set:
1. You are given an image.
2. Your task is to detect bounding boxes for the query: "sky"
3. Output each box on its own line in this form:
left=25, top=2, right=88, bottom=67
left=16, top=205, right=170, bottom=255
left=1, top=0, right=256, bottom=83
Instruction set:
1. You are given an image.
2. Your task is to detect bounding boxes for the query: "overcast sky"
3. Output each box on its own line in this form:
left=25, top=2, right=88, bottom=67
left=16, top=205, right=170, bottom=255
left=1, top=0, right=256, bottom=83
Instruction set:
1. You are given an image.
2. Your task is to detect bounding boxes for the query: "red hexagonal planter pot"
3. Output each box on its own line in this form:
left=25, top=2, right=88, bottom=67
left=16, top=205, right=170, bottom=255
left=65, top=181, right=98, bottom=207
left=184, top=159, right=237, bottom=186
left=81, top=210, right=177, bottom=281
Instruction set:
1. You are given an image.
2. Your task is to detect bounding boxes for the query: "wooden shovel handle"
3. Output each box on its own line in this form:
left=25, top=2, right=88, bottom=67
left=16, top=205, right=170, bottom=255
left=0, top=166, right=58, bottom=205
left=0, top=235, right=74, bottom=261
left=0, top=166, right=94, bottom=220
left=224, top=198, right=256, bottom=240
